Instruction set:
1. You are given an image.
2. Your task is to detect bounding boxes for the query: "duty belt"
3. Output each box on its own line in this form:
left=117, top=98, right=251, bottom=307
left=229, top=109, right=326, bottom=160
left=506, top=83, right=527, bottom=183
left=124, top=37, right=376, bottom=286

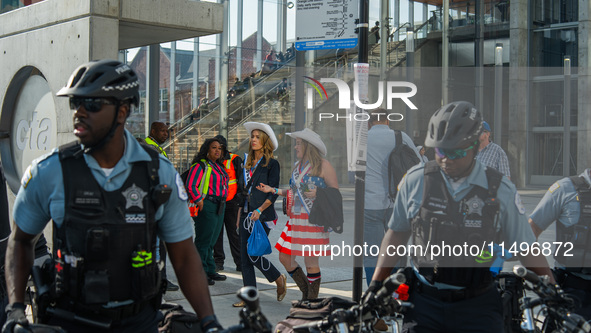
left=52, top=299, right=152, bottom=323
left=416, top=281, right=494, bottom=302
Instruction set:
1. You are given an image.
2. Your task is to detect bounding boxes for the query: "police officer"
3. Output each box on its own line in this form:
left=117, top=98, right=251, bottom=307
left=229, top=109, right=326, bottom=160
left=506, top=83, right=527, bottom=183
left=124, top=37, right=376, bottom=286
left=529, top=169, right=591, bottom=319
left=3, top=60, right=221, bottom=332
left=369, top=101, right=554, bottom=332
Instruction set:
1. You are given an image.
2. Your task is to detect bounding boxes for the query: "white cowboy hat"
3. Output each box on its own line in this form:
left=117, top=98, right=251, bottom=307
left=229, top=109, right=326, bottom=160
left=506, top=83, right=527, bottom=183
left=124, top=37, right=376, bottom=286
left=243, top=122, right=278, bottom=151
left=286, top=128, right=327, bottom=156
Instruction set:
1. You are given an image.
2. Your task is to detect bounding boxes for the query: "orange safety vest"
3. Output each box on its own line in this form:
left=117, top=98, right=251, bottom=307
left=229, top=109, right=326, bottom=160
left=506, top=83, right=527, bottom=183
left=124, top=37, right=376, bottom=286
left=224, top=153, right=239, bottom=201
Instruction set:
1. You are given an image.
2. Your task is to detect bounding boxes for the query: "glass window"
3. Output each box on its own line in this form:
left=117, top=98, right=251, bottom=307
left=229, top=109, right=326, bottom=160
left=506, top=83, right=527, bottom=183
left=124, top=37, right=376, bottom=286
left=160, top=88, right=168, bottom=113
left=532, top=28, right=578, bottom=67
left=532, top=132, right=577, bottom=176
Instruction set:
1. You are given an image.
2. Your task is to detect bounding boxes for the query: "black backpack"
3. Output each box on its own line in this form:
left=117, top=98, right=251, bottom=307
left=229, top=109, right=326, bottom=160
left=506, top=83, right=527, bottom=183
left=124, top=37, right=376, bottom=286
left=387, top=130, right=421, bottom=202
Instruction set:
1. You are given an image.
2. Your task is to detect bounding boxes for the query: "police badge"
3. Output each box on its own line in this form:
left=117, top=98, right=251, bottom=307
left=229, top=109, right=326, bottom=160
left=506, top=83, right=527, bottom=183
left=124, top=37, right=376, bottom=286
left=122, top=183, right=147, bottom=209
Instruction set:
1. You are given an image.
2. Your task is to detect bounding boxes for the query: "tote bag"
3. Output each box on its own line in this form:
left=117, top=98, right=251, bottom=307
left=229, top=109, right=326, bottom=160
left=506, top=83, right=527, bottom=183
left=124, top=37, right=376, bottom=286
left=247, top=218, right=272, bottom=256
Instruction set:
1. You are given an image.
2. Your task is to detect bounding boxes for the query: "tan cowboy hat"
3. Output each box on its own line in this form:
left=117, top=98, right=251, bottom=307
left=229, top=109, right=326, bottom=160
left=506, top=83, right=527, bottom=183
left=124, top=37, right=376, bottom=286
left=286, top=128, right=327, bottom=156
left=244, top=122, right=278, bottom=151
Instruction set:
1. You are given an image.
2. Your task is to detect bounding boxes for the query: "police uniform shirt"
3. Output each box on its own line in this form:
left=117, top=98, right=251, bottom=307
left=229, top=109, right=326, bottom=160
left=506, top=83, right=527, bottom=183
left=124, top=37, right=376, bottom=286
left=389, top=159, right=534, bottom=247
left=529, top=169, right=591, bottom=278
left=13, top=129, right=194, bottom=244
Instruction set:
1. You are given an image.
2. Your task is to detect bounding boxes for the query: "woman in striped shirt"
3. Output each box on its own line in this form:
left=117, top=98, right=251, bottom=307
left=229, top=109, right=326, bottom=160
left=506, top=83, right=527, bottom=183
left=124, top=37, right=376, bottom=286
left=186, top=137, right=229, bottom=286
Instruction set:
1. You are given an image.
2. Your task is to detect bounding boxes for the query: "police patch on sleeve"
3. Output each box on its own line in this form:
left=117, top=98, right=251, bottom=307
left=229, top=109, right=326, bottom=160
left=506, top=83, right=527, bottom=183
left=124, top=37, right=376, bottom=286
left=175, top=173, right=188, bottom=201
left=21, top=165, right=32, bottom=189
left=515, top=192, right=525, bottom=215
left=548, top=182, right=560, bottom=193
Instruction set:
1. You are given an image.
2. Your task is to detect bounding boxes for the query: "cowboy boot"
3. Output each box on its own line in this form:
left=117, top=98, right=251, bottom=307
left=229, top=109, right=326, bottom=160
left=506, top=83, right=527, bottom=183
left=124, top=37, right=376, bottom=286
left=307, top=277, right=321, bottom=300
left=290, top=267, right=309, bottom=301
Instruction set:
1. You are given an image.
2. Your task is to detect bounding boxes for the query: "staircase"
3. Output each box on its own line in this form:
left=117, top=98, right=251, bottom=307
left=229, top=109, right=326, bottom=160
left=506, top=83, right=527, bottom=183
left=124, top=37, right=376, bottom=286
left=163, top=21, right=433, bottom=172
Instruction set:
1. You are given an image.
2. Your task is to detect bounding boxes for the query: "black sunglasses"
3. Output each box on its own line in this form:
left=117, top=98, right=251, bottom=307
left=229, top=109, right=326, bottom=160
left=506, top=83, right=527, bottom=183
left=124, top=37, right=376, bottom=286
left=70, top=97, right=115, bottom=112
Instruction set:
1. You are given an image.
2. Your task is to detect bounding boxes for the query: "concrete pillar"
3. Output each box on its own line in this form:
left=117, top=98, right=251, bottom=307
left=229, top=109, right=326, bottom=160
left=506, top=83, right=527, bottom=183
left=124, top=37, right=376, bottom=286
left=508, top=0, right=529, bottom=187
left=578, top=0, right=591, bottom=173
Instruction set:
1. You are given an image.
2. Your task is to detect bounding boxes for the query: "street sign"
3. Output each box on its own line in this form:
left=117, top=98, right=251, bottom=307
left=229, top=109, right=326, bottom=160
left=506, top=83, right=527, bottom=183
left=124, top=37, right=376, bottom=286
left=295, top=0, right=358, bottom=51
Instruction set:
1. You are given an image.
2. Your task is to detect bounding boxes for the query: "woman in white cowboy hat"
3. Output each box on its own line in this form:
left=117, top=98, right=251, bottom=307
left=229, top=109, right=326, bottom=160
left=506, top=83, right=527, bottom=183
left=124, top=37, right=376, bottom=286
left=233, top=122, right=287, bottom=307
left=257, top=128, right=338, bottom=300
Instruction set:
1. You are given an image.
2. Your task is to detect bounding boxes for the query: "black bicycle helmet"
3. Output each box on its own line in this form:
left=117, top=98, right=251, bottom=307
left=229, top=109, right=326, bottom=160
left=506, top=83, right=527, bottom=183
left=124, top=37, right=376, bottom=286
left=56, top=59, right=139, bottom=106
left=424, top=101, right=483, bottom=149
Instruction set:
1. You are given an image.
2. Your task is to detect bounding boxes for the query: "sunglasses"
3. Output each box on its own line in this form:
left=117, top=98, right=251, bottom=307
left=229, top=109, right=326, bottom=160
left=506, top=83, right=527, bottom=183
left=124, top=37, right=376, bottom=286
left=70, top=97, right=115, bottom=112
left=435, top=143, right=477, bottom=160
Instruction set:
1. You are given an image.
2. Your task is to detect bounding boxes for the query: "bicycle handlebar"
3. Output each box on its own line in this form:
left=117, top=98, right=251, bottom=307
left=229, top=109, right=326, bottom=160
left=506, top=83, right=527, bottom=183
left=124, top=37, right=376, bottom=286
left=214, top=287, right=272, bottom=333
left=512, top=265, right=591, bottom=333
left=293, top=271, right=412, bottom=332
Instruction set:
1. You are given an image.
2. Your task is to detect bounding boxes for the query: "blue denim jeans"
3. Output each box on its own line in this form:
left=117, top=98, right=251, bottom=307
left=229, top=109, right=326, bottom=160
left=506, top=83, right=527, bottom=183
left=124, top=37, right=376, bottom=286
left=363, top=208, right=393, bottom=286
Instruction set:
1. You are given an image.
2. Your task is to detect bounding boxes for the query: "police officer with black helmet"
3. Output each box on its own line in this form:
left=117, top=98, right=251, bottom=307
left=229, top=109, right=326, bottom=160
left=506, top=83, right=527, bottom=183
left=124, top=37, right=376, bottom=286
left=3, top=60, right=221, bottom=332
left=529, top=165, right=591, bottom=320
left=368, top=101, right=554, bottom=332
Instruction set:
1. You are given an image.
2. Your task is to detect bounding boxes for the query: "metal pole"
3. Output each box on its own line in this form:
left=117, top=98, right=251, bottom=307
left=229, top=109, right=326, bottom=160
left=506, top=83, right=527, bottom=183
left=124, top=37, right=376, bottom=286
left=442, top=0, right=449, bottom=105
left=295, top=51, right=305, bottom=131
left=170, top=41, right=176, bottom=125
left=406, top=28, right=415, bottom=138
left=380, top=0, right=388, bottom=82
left=215, top=33, right=221, bottom=98
left=393, top=0, right=400, bottom=41
left=146, top=44, right=160, bottom=137
left=563, top=56, right=571, bottom=176
left=353, top=0, right=369, bottom=304
left=237, top=0, right=243, bottom=80
left=475, top=0, right=484, bottom=113
left=278, top=0, right=287, bottom=53
left=494, top=43, right=503, bottom=145
left=257, top=0, right=263, bottom=71
left=220, top=0, right=229, bottom=139
left=192, top=38, right=200, bottom=109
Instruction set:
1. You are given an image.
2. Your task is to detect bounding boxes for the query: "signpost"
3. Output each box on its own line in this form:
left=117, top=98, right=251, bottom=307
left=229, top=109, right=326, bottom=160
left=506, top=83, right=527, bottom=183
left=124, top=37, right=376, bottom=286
left=295, top=0, right=358, bottom=51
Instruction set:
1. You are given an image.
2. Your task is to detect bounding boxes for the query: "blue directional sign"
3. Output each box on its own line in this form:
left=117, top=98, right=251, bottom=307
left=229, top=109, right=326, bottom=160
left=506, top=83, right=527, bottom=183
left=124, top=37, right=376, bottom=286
left=295, top=0, right=358, bottom=51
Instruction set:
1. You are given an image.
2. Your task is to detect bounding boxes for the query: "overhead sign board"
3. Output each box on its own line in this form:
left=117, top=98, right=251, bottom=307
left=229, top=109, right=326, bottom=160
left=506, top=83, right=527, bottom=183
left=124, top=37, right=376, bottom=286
left=295, top=0, right=358, bottom=51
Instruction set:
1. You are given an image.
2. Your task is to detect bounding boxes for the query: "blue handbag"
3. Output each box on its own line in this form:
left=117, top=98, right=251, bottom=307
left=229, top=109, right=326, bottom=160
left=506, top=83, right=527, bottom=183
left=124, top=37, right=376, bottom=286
left=247, top=216, right=272, bottom=256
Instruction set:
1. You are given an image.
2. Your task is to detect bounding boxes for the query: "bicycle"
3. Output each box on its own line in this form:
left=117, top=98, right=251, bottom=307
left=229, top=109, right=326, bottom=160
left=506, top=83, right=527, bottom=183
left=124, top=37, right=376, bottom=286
left=513, top=265, right=591, bottom=333
left=292, top=271, right=413, bottom=333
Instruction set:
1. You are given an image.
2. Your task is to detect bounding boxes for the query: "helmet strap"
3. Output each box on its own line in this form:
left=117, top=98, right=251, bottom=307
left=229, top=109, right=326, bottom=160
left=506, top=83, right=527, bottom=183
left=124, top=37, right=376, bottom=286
left=82, top=101, right=122, bottom=155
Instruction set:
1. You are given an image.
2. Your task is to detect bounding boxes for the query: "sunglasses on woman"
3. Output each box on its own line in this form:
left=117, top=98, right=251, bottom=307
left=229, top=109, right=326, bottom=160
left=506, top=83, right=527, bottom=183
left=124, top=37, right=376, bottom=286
left=70, top=97, right=115, bottom=112
left=434, top=143, right=477, bottom=160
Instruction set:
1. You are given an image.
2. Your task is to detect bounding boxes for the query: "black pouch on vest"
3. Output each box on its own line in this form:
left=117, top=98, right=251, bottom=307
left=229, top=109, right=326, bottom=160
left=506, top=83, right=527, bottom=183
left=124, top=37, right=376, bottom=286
left=83, top=270, right=110, bottom=304
left=86, top=227, right=109, bottom=262
left=131, top=258, right=161, bottom=302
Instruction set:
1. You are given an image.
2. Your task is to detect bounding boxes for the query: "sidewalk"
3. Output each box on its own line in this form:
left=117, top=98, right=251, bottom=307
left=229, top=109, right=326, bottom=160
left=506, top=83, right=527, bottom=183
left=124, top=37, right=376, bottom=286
left=163, top=185, right=550, bottom=328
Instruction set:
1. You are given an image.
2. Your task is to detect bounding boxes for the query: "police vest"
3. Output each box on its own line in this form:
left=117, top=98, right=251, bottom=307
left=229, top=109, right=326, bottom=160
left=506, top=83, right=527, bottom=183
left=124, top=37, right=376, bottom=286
left=411, top=161, right=502, bottom=288
left=55, top=141, right=164, bottom=307
left=145, top=137, right=168, bottom=158
left=554, top=176, right=591, bottom=272
left=224, top=154, right=238, bottom=202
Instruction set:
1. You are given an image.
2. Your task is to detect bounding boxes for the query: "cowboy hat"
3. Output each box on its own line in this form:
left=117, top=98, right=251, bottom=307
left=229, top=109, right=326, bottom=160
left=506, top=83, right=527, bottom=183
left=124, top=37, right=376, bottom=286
left=286, top=128, right=327, bottom=156
left=243, top=122, right=278, bottom=151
